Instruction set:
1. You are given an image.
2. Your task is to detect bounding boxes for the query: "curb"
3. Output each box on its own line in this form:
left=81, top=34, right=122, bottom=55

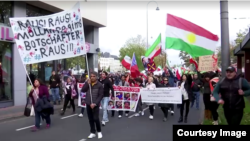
left=0, top=106, right=63, bottom=123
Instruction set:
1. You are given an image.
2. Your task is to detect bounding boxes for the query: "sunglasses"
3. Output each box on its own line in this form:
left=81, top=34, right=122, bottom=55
left=164, top=80, right=168, bottom=81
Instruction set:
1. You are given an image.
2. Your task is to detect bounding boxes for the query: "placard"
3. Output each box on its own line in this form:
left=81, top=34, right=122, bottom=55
left=140, top=87, right=182, bottom=104
left=108, top=86, right=140, bottom=112
left=198, top=55, right=218, bottom=72
left=9, top=2, right=86, bottom=64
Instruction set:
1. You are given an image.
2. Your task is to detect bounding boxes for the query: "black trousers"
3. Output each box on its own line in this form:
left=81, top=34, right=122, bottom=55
left=161, top=107, right=169, bottom=118
left=224, top=108, right=244, bottom=125
left=149, top=105, right=154, bottom=115
left=169, top=104, right=174, bottom=111
left=63, top=94, right=75, bottom=112
left=86, top=105, right=101, bottom=133
left=203, top=94, right=211, bottom=110
left=210, top=102, right=219, bottom=121
left=180, top=100, right=190, bottom=118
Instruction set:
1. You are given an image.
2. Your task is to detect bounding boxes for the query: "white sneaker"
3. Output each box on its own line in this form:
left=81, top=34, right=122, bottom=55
left=78, top=113, right=83, bottom=117
left=153, top=106, right=155, bottom=109
left=97, top=132, right=103, bottom=139
left=102, top=121, right=105, bottom=126
left=118, top=115, right=122, bottom=118
left=88, top=133, right=96, bottom=139
left=212, top=121, right=218, bottom=125
left=171, top=111, right=174, bottom=115
left=125, top=114, right=128, bottom=117
left=149, top=115, right=153, bottom=120
left=134, top=113, right=140, bottom=117
left=141, top=111, right=144, bottom=116
left=61, top=109, right=63, bottom=111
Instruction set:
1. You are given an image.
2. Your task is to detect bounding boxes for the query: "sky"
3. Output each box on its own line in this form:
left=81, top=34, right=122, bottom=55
left=99, top=1, right=250, bottom=66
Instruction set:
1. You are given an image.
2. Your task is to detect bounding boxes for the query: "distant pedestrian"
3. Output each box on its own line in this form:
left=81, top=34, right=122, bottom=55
left=81, top=71, right=104, bottom=139
left=49, top=70, right=61, bottom=105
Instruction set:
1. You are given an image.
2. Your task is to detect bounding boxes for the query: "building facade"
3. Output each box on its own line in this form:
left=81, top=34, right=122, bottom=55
left=0, top=1, right=107, bottom=108
left=99, top=52, right=122, bottom=72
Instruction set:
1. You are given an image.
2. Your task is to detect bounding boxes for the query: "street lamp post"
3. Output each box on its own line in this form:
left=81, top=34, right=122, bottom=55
left=146, top=1, right=159, bottom=50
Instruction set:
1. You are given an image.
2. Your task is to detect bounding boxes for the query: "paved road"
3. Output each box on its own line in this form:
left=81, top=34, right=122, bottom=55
left=0, top=105, right=200, bottom=141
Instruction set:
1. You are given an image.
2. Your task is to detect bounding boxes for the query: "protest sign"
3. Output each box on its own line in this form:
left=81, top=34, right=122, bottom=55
left=198, top=55, right=218, bottom=72
left=140, top=88, right=182, bottom=104
left=9, top=2, right=86, bottom=64
left=109, top=86, right=141, bottom=112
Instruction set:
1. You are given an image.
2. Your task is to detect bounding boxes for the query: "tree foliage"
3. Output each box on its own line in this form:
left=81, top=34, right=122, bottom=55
left=217, top=27, right=249, bottom=67
left=154, top=51, right=167, bottom=68
left=66, top=56, right=85, bottom=69
left=119, top=35, right=146, bottom=71
left=179, top=51, right=199, bottom=67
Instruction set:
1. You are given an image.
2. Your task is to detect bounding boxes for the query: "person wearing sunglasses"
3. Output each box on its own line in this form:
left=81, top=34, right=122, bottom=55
left=159, top=77, right=173, bottom=122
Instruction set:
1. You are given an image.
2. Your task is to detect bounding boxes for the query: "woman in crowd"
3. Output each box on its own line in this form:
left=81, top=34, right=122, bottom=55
left=159, top=77, right=173, bottom=122
left=202, top=73, right=213, bottom=120
left=145, top=76, right=156, bottom=120
left=61, top=77, right=77, bottom=115
left=178, top=74, right=193, bottom=123
left=78, top=74, right=87, bottom=117
left=29, top=79, right=52, bottom=132
left=209, top=73, right=220, bottom=125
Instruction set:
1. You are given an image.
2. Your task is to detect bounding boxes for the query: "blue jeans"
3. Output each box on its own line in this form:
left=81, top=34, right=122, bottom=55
left=191, top=91, right=200, bottom=109
left=51, top=88, right=60, bottom=102
left=101, top=97, right=109, bottom=122
left=35, top=110, right=51, bottom=128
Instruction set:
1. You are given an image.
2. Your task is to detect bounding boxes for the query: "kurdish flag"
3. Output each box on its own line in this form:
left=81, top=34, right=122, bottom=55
left=165, top=14, right=219, bottom=57
left=145, top=33, right=161, bottom=59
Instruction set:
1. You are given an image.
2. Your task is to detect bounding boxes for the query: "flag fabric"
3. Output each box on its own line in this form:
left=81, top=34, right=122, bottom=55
left=189, top=58, right=198, bottom=70
left=130, top=53, right=140, bottom=78
left=165, top=14, right=219, bottom=57
left=147, top=62, right=156, bottom=72
left=145, top=33, right=162, bottom=59
left=121, top=55, right=131, bottom=70
left=157, top=66, right=162, bottom=71
left=176, top=69, right=181, bottom=80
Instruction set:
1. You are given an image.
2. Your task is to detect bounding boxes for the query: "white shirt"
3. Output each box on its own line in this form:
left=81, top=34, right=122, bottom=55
left=181, top=82, right=188, bottom=100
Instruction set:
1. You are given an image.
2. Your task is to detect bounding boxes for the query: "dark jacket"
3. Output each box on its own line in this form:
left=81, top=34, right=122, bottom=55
left=29, top=85, right=50, bottom=106
left=159, top=83, right=172, bottom=108
left=81, top=81, right=104, bottom=105
left=213, top=75, right=250, bottom=110
left=99, top=77, right=114, bottom=97
left=49, top=75, right=60, bottom=88
left=192, top=71, right=203, bottom=92
left=178, top=74, right=193, bottom=101
left=35, top=95, right=53, bottom=113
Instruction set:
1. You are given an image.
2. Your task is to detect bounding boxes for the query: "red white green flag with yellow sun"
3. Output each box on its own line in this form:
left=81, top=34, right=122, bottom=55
left=165, top=14, right=219, bottom=57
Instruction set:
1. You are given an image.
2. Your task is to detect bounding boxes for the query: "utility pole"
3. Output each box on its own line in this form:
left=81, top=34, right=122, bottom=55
left=220, top=0, right=230, bottom=77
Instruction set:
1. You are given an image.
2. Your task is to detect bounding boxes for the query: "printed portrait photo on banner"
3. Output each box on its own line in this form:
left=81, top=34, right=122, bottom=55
left=107, top=101, right=115, bottom=110
left=131, top=93, right=139, bottom=101
left=124, top=93, right=131, bottom=100
left=124, top=101, right=130, bottom=109
left=116, top=92, right=123, bottom=100
left=116, top=101, right=123, bottom=109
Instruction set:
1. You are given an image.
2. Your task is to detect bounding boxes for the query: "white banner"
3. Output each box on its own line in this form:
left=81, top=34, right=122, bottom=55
left=9, top=2, right=86, bottom=64
left=140, top=88, right=182, bottom=104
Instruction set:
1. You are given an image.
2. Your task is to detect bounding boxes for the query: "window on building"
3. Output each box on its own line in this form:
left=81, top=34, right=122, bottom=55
left=0, top=42, right=12, bottom=101
left=0, top=1, right=12, bottom=26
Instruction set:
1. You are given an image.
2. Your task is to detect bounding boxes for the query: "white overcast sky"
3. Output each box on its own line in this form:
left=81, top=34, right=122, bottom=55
left=99, top=1, right=250, bottom=66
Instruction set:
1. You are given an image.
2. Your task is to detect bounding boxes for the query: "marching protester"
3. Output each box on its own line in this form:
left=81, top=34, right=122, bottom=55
left=61, top=77, right=77, bottom=115
left=134, top=77, right=144, bottom=117
left=178, top=74, right=193, bottom=123
left=202, top=72, right=213, bottom=120
left=29, top=79, right=53, bottom=132
left=212, top=66, right=250, bottom=125
left=145, top=76, right=156, bottom=120
left=49, top=70, right=61, bottom=105
left=159, top=77, right=173, bottom=122
left=116, top=75, right=130, bottom=118
left=81, top=71, right=104, bottom=139
left=99, top=71, right=114, bottom=126
left=191, top=72, right=203, bottom=110
left=78, top=74, right=88, bottom=117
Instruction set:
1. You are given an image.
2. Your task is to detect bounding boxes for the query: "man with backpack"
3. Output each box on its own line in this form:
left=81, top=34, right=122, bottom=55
left=212, top=66, right=250, bottom=125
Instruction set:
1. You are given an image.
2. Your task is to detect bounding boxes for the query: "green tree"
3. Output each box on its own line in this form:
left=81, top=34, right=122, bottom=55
left=154, top=51, right=167, bottom=68
left=106, top=66, right=110, bottom=72
left=217, top=27, right=248, bottom=67
left=66, top=56, right=86, bottom=69
left=119, top=35, right=146, bottom=71
left=179, top=51, right=199, bottom=67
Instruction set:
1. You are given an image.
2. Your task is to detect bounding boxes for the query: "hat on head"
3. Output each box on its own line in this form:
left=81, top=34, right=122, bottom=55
left=226, top=66, right=236, bottom=72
